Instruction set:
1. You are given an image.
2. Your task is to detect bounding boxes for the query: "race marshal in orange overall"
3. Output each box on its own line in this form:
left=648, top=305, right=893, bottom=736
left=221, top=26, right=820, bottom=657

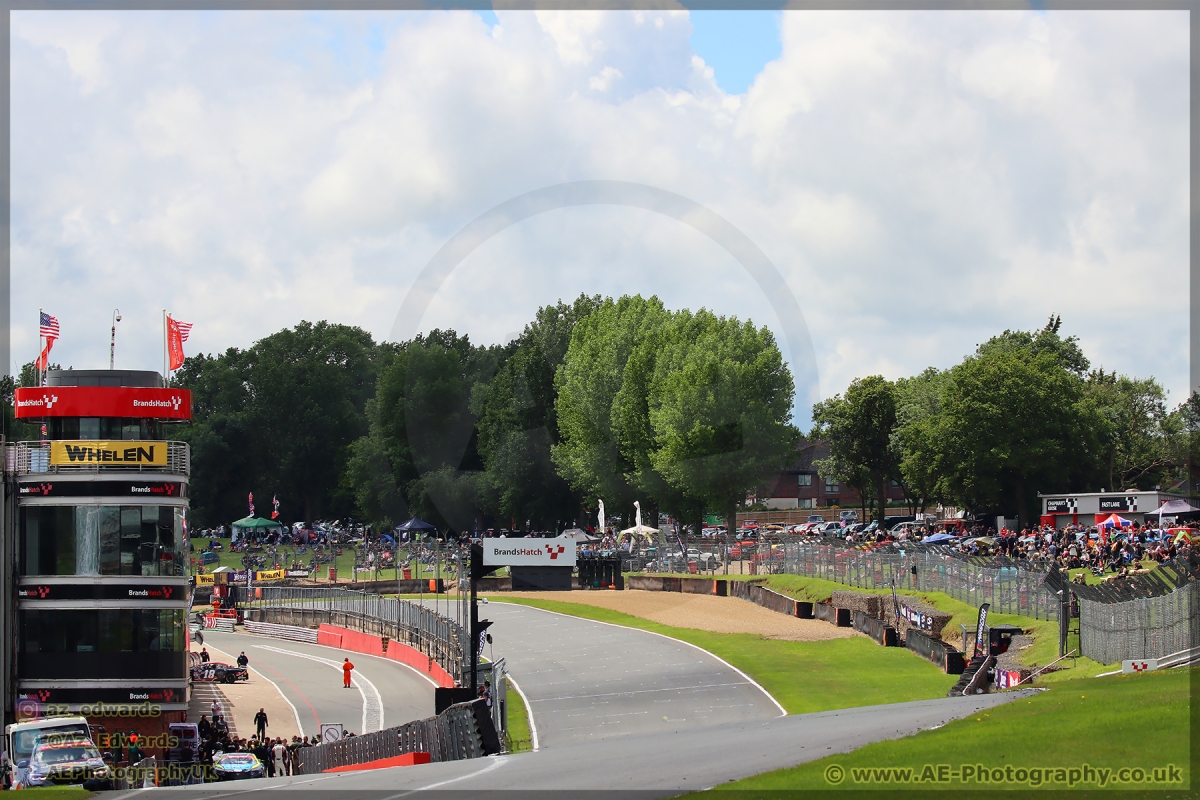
left=342, top=658, right=354, bottom=688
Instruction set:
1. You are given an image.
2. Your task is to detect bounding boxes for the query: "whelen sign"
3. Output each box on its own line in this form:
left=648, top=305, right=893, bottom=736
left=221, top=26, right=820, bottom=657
left=14, top=387, right=192, bottom=420
left=482, top=539, right=576, bottom=567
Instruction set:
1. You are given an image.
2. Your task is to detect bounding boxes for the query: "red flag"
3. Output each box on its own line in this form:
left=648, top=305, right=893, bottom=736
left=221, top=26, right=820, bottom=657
left=35, top=339, right=54, bottom=370
left=167, top=316, right=191, bottom=370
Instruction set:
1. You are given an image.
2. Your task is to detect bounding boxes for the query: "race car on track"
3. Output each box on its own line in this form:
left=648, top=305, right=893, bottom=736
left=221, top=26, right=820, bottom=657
left=190, top=662, right=248, bottom=684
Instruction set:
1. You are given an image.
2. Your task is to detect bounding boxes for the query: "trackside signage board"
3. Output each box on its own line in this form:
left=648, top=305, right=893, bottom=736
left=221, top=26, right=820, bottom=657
left=50, top=441, right=168, bottom=466
left=482, top=539, right=576, bottom=567
left=14, top=387, right=192, bottom=420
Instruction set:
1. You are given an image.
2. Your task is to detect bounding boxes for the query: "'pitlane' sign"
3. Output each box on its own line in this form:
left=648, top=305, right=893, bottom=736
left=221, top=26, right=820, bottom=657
left=482, top=539, right=576, bottom=567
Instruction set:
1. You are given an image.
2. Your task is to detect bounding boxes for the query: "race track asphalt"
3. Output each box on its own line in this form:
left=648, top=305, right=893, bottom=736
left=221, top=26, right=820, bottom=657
left=133, top=691, right=1035, bottom=796
left=123, top=602, right=1034, bottom=795
left=475, top=600, right=783, bottom=747
left=202, top=630, right=438, bottom=738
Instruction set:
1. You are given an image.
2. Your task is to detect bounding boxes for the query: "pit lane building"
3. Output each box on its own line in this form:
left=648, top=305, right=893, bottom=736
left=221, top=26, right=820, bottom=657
left=3, top=369, right=192, bottom=737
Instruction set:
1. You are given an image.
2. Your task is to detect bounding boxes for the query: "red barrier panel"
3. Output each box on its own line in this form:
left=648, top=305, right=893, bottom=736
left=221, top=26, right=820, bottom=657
left=384, top=639, right=456, bottom=688
left=317, top=625, right=344, bottom=648
left=323, top=752, right=431, bottom=773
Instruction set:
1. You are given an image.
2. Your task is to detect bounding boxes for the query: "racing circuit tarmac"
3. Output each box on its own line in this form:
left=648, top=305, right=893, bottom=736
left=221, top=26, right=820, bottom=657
left=128, top=603, right=1036, bottom=795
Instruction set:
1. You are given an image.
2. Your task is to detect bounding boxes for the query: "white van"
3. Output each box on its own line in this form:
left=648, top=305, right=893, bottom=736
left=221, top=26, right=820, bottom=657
left=4, top=716, right=93, bottom=788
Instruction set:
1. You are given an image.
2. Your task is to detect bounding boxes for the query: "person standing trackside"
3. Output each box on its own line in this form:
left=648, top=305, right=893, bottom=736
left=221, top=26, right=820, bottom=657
left=254, top=708, right=268, bottom=741
left=237, top=651, right=249, bottom=669
left=342, top=658, right=354, bottom=688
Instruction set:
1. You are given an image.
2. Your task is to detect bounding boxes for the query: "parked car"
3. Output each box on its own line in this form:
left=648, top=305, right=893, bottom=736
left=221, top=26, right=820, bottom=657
left=817, top=521, right=844, bottom=536
left=806, top=514, right=824, bottom=525
left=190, top=662, right=249, bottom=684
left=839, top=510, right=859, bottom=522
left=201, top=552, right=219, bottom=565
left=211, top=752, right=265, bottom=781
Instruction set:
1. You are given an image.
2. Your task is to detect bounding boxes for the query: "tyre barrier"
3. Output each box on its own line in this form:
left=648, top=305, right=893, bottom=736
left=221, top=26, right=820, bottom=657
left=852, top=610, right=898, bottom=646
left=905, top=629, right=966, bottom=674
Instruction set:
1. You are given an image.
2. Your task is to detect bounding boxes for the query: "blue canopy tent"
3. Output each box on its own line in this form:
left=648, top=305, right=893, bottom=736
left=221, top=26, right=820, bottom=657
left=394, top=517, right=438, bottom=540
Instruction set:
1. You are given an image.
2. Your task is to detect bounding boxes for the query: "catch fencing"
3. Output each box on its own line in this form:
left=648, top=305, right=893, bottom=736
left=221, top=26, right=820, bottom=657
left=774, top=541, right=1060, bottom=620
left=251, top=586, right=465, bottom=681
left=1077, top=582, right=1199, bottom=664
left=296, top=701, right=485, bottom=773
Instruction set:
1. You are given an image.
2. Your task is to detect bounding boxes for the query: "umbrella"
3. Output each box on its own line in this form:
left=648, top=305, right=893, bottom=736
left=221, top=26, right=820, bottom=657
left=379, top=534, right=396, bottom=545
left=1096, top=513, right=1132, bottom=529
left=921, top=533, right=957, bottom=544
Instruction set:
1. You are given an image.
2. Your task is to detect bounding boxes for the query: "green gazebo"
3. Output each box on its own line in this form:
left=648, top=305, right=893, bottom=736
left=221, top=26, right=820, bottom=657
left=231, top=515, right=283, bottom=538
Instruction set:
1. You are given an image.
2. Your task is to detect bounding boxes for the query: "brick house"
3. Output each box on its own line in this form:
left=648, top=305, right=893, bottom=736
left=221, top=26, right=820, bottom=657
left=753, top=439, right=908, bottom=510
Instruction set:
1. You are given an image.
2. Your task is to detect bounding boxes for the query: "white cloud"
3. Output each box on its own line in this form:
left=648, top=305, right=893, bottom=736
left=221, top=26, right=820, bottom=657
left=9, top=9, right=1188, bottom=427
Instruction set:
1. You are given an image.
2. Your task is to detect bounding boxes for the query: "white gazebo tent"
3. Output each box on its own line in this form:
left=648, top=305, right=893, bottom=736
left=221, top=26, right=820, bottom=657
left=1150, top=499, right=1199, bottom=526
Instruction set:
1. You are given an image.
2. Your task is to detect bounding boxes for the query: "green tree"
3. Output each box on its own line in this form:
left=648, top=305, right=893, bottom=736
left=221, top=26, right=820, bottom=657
left=811, top=376, right=900, bottom=525
left=553, top=295, right=673, bottom=526
left=176, top=323, right=378, bottom=526
left=473, top=295, right=601, bottom=530
left=1086, top=371, right=1177, bottom=490
left=647, top=309, right=799, bottom=534
left=344, top=331, right=498, bottom=534
left=893, top=367, right=953, bottom=513
left=933, top=347, right=1100, bottom=527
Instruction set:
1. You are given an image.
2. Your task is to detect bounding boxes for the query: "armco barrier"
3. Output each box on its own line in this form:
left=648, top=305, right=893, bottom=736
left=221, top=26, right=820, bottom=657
left=243, top=619, right=318, bottom=643
left=905, top=629, right=966, bottom=674
left=852, top=610, right=898, bottom=646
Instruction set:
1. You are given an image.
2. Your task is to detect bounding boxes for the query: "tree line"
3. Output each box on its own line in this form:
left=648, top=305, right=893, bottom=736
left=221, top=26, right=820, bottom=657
left=813, top=316, right=1199, bottom=529
left=171, top=295, right=798, bottom=532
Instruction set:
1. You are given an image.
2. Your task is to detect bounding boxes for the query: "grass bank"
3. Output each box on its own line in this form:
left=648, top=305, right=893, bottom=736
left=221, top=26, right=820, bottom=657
left=691, top=667, right=1192, bottom=795
left=486, top=596, right=956, bottom=715
left=632, top=572, right=1114, bottom=681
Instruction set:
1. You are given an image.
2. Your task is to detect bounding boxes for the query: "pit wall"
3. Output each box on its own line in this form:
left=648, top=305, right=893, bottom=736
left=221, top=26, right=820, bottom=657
left=316, top=624, right=456, bottom=688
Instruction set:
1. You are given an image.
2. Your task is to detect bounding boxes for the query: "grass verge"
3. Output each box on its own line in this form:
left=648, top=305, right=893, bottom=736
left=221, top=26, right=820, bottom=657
left=486, top=595, right=956, bottom=715
left=689, top=667, right=1192, bottom=795
left=504, top=676, right=533, bottom=754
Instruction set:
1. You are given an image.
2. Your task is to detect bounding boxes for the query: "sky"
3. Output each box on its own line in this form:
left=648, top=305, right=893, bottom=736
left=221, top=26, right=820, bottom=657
left=10, top=9, right=1189, bottom=430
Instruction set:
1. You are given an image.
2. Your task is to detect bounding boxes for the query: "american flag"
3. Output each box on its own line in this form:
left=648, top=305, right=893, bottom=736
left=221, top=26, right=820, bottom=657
left=176, top=320, right=193, bottom=342
left=39, top=312, right=59, bottom=340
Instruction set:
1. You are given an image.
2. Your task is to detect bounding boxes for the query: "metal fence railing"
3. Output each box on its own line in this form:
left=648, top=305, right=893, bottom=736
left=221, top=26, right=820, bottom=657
left=296, top=701, right=483, bottom=773
left=770, top=541, right=1061, bottom=620
left=251, top=586, right=465, bottom=681
left=6, top=440, right=190, bottom=476
left=1078, top=582, right=1198, bottom=664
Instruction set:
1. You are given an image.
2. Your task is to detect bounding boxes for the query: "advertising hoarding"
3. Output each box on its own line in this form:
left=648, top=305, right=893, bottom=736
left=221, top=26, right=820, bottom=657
left=482, top=539, right=576, bottom=567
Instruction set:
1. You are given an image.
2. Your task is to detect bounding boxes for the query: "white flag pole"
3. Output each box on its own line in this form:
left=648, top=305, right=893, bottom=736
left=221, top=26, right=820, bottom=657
left=162, top=309, right=168, bottom=385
